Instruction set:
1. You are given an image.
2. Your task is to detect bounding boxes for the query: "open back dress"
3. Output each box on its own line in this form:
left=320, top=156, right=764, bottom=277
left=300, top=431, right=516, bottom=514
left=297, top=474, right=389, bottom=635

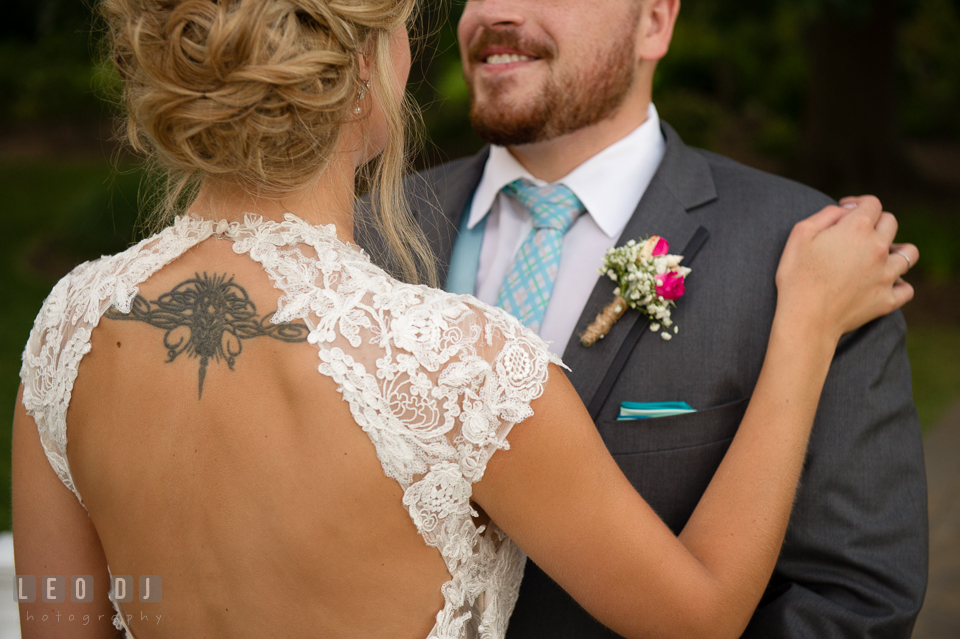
left=20, top=213, right=561, bottom=638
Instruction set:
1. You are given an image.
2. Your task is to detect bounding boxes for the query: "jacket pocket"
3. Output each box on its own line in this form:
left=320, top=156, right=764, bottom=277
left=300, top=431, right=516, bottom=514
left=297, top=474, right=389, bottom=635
left=597, top=397, right=749, bottom=455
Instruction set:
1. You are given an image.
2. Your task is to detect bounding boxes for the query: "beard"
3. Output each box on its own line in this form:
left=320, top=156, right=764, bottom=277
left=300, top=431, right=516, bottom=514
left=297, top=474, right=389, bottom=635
left=466, top=27, right=638, bottom=147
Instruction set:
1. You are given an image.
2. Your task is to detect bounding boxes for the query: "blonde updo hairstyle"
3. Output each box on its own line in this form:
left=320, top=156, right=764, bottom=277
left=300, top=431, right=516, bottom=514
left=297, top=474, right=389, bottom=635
left=100, top=0, right=436, bottom=285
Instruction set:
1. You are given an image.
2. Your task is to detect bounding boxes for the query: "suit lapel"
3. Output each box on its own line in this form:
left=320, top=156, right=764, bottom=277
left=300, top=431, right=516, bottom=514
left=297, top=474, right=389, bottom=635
left=560, top=123, right=718, bottom=409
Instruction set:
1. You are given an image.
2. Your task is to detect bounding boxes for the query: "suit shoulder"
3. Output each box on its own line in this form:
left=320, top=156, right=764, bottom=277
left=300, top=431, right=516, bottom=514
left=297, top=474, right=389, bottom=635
left=404, top=154, right=485, bottom=202
left=412, top=155, right=483, bottom=187
left=692, top=148, right=835, bottom=222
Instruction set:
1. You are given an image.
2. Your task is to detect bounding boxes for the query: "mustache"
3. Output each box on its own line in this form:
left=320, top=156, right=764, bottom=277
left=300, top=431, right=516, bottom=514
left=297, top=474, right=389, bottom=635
left=467, top=28, right=555, bottom=62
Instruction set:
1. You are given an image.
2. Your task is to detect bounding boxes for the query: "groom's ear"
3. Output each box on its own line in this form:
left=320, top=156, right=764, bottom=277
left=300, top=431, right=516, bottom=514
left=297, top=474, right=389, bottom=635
left=636, top=0, right=680, bottom=62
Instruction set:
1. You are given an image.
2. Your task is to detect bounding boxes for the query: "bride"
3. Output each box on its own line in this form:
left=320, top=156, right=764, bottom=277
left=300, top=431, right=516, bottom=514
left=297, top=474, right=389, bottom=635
left=12, top=1, right=918, bottom=638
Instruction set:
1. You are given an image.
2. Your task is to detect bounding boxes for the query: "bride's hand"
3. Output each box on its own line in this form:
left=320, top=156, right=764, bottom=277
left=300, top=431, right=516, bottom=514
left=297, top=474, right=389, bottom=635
left=774, top=195, right=918, bottom=344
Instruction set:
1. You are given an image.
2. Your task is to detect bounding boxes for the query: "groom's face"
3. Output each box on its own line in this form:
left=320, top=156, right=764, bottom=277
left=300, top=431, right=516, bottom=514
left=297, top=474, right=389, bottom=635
left=458, top=0, right=643, bottom=147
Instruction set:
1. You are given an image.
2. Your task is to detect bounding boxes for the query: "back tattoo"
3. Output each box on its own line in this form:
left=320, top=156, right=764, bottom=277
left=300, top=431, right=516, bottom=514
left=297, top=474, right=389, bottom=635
left=105, top=272, right=309, bottom=398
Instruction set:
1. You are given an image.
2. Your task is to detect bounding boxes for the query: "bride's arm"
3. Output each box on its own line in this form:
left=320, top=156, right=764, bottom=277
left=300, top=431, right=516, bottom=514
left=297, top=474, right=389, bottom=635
left=12, top=384, right=121, bottom=639
left=472, top=197, right=918, bottom=639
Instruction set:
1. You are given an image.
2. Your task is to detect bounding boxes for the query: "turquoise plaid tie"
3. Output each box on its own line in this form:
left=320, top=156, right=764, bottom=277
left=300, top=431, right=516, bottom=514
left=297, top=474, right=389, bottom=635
left=496, top=179, right=585, bottom=332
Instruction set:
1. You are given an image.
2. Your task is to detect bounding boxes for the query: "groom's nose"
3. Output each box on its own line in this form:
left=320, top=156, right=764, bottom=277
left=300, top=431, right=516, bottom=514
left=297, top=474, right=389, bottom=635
left=461, top=0, right=528, bottom=33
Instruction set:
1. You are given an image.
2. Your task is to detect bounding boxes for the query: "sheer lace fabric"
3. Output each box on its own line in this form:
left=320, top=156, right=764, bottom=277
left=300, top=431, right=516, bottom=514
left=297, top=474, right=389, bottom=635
left=20, top=214, right=563, bottom=639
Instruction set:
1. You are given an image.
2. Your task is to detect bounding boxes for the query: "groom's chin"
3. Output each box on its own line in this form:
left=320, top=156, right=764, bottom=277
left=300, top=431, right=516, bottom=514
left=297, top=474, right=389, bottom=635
left=469, top=103, right=551, bottom=147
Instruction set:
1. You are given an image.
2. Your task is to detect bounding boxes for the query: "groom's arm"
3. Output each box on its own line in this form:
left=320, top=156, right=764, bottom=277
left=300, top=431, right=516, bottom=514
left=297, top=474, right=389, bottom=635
left=743, top=308, right=927, bottom=638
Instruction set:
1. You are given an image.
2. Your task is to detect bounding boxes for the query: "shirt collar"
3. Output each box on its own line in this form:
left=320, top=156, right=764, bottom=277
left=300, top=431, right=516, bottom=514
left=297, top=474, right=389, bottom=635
left=468, top=103, right=666, bottom=238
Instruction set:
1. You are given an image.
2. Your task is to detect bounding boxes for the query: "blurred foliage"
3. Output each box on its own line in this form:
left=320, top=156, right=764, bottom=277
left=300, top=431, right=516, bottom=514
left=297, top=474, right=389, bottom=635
left=900, top=0, right=960, bottom=139
left=897, top=207, right=960, bottom=281
left=652, top=1, right=812, bottom=155
left=0, top=33, right=104, bottom=121
left=906, top=325, right=960, bottom=432
left=0, top=0, right=106, bottom=123
left=654, top=0, right=959, bottom=156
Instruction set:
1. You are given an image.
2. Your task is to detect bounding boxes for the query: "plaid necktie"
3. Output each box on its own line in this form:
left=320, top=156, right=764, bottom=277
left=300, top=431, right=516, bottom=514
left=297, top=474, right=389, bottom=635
left=496, top=179, right=585, bottom=332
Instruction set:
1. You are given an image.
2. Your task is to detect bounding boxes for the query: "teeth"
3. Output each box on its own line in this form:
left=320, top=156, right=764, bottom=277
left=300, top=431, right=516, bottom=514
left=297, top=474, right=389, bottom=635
left=485, top=54, right=534, bottom=65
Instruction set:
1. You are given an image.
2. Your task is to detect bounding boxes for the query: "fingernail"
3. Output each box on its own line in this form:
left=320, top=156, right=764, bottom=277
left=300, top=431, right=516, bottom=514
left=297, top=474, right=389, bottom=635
left=842, top=203, right=857, bottom=209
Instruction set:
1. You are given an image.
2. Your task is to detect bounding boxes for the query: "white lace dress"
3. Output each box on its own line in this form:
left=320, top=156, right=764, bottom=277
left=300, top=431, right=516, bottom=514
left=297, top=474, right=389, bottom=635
left=19, top=213, right=563, bottom=639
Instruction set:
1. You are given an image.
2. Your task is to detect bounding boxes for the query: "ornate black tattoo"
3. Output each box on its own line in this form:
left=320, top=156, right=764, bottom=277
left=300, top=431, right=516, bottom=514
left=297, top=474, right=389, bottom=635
left=105, top=272, right=309, bottom=398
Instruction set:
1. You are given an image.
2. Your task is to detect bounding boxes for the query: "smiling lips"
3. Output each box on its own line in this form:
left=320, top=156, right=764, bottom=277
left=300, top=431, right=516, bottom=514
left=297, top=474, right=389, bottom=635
left=468, top=30, right=553, bottom=72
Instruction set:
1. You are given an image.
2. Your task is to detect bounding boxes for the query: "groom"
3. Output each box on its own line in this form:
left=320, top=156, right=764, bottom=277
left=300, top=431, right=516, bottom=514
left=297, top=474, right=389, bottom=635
left=374, top=0, right=928, bottom=636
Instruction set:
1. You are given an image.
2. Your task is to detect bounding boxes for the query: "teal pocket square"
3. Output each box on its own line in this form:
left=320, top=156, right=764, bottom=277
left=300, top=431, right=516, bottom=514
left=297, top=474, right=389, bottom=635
left=618, top=401, right=696, bottom=421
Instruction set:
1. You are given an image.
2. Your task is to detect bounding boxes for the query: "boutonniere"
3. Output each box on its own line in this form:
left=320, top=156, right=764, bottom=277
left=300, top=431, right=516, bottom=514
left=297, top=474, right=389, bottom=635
left=580, top=236, right=691, bottom=347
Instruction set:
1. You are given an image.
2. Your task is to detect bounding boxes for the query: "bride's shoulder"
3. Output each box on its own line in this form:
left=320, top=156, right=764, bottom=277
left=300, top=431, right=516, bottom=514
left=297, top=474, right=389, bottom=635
left=35, top=226, right=172, bottom=311
left=23, top=220, right=200, bottom=360
left=439, top=290, right=550, bottom=352
left=384, top=280, right=541, bottom=345
left=380, top=282, right=565, bottom=396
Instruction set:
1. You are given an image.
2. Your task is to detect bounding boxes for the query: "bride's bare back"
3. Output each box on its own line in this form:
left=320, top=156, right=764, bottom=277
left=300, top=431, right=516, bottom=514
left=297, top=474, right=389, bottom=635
left=15, top=215, right=561, bottom=639
left=68, top=239, right=448, bottom=638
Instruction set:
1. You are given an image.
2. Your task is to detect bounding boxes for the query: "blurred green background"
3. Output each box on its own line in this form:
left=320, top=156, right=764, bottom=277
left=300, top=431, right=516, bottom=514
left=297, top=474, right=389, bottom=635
left=1, top=0, right=958, bottom=532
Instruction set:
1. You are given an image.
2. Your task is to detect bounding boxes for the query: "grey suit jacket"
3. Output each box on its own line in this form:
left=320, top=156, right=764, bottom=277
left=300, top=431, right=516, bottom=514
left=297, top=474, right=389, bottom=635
left=363, top=122, right=928, bottom=638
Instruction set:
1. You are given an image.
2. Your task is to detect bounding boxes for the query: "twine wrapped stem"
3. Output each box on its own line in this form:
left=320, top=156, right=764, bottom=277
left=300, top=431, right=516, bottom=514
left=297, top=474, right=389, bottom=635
left=580, top=296, right=629, bottom=347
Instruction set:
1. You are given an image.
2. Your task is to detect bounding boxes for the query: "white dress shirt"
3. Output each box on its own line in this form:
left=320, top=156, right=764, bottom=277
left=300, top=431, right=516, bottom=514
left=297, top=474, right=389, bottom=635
left=466, top=103, right=667, bottom=356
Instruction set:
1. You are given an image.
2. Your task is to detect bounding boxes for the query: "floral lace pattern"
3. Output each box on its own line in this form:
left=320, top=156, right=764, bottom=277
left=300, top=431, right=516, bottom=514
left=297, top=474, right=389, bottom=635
left=20, top=213, right=563, bottom=639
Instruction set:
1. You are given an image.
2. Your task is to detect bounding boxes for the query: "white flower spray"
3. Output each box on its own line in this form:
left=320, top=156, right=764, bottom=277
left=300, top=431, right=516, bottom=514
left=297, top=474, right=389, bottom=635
left=580, top=236, right=691, bottom=347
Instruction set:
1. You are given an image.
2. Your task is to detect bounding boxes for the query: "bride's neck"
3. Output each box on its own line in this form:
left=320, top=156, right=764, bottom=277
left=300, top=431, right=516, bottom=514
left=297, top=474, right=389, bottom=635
left=188, top=144, right=361, bottom=244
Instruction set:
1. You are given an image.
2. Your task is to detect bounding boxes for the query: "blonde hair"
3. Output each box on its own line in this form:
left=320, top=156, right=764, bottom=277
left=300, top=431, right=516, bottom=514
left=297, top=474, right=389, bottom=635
left=100, top=0, right=437, bottom=286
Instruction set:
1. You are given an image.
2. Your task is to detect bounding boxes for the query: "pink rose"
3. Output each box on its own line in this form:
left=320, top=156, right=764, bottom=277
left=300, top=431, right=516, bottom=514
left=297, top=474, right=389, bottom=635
left=655, top=272, right=686, bottom=300
left=652, top=236, right=669, bottom=257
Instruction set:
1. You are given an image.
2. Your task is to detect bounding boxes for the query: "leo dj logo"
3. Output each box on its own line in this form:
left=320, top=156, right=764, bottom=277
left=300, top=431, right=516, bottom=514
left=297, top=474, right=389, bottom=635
left=14, top=575, right=162, bottom=603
